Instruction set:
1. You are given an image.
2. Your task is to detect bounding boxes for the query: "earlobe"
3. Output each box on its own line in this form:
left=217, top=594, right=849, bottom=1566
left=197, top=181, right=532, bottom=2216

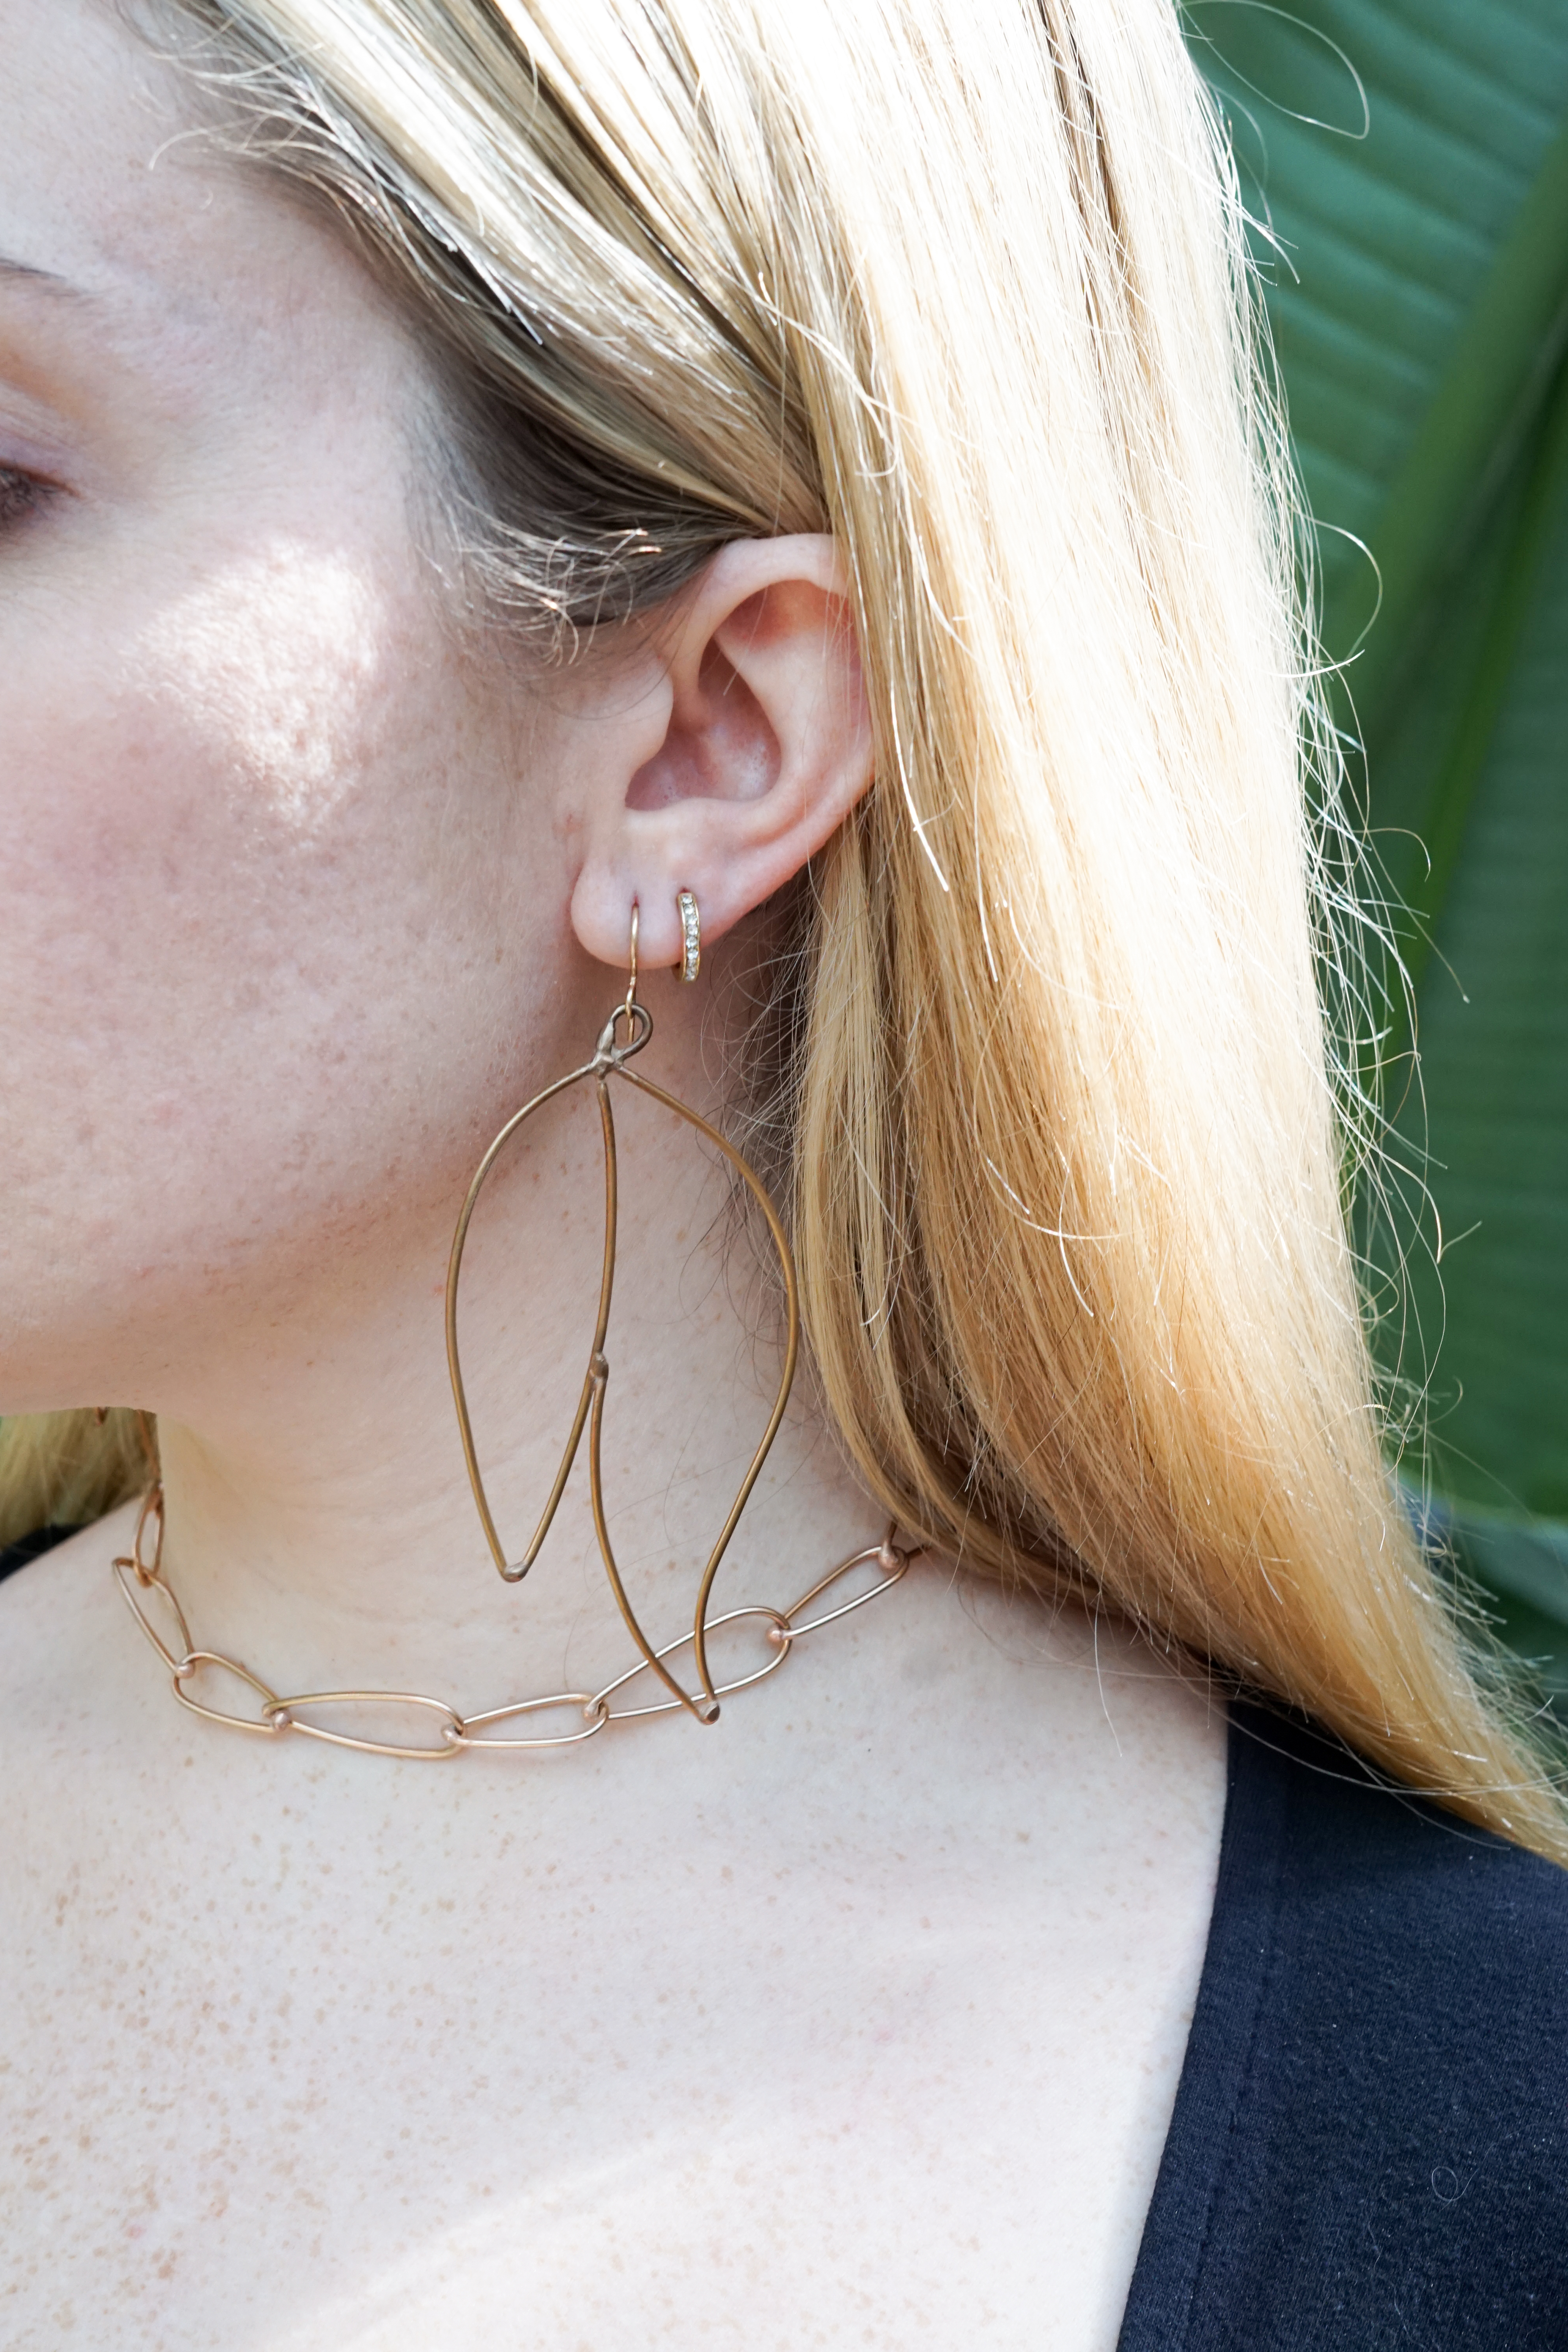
left=570, top=535, right=872, bottom=971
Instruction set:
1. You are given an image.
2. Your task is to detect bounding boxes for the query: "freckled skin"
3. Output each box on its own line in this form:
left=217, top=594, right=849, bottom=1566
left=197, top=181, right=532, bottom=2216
left=0, top=5, right=1227, bottom=2346
left=0, top=28, right=548, bottom=1397
left=6, top=1529, right=1225, bottom=2351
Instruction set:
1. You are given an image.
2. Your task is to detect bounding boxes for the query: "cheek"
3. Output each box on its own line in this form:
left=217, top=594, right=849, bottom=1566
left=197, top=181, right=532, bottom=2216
left=0, top=536, right=518, bottom=1323
left=16, top=537, right=403, bottom=916
left=128, top=542, right=384, bottom=837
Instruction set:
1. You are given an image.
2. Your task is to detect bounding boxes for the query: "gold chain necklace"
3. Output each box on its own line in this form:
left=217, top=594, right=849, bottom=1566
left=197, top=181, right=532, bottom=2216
left=116, top=1488, right=918, bottom=1761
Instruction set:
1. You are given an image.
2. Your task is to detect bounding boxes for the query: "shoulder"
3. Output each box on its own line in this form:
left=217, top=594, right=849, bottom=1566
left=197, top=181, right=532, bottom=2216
left=1122, top=1703, right=1568, bottom=2352
left=1229, top=1700, right=1568, bottom=2039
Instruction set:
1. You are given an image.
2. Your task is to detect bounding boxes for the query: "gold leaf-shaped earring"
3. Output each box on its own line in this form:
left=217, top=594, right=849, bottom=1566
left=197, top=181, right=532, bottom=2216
left=445, top=897, right=799, bottom=1725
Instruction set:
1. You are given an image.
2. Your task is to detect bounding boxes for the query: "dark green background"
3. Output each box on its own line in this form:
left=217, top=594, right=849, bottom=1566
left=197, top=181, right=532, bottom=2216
left=1185, top=0, right=1568, bottom=1694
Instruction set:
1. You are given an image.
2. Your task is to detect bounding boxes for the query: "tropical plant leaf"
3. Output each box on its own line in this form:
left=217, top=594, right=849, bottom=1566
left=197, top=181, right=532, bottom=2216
left=1185, top=0, right=1568, bottom=1674
left=1375, top=370, right=1568, bottom=1523
left=1188, top=0, right=1568, bottom=702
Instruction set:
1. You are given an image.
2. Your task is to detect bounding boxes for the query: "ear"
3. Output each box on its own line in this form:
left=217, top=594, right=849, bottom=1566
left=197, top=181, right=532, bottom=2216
left=568, top=536, right=872, bottom=972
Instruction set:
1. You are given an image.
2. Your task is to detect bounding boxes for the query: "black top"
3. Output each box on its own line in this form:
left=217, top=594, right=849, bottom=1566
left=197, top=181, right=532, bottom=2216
left=0, top=1525, right=76, bottom=1580
left=5, top=1534, right=1565, bottom=2339
left=1120, top=1702, right=1568, bottom=2349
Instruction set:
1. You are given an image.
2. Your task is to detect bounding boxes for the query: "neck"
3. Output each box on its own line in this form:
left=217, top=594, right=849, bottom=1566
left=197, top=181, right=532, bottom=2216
left=142, top=977, right=877, bottom=1718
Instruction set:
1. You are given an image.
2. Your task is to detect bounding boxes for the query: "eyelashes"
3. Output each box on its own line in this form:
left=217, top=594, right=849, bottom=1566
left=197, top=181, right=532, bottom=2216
left=0, top=464, right=48, bottom=531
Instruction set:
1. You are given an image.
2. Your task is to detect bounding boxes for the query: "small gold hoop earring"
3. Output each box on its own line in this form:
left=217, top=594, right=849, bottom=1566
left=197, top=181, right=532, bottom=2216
left=674, top=889, right=700, bottom=984
left=445, top=898, right=799, bottom=1727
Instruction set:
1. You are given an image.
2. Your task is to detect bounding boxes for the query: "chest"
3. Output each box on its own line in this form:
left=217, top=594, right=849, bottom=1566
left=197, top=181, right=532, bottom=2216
left=1, top=1617, right=1224, bottom=2349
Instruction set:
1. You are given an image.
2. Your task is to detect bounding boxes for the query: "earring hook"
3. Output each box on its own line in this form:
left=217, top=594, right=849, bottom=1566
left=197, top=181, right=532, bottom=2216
left=626, top=900, right=640, bottom=1022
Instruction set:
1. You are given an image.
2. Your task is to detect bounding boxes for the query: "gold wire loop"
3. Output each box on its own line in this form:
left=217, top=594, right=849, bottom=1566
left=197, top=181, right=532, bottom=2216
left=172, top=1651, right=284, bottom=1737
left=263, top=1690, right=464, bottom=1761
left=114, top=1554, right=193, bottom=1674
left=449, top=1693, right=607, bottom=1752
left=590, top=1604, right=794, bottom=1721
left=595, top=1000, right=653, bottom=1064
left=776, top=1526, right=914, bottom=1639
left=131, top=1486, right=165, bottom=1583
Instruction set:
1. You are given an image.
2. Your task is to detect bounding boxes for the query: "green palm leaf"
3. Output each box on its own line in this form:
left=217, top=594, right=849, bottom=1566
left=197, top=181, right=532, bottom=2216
left=1186, top=0, right=1568, bottom=1694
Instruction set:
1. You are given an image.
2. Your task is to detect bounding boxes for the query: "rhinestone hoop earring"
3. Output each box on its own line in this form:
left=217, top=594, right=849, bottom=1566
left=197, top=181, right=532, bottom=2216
left=675, top=888, right=701, bottom=983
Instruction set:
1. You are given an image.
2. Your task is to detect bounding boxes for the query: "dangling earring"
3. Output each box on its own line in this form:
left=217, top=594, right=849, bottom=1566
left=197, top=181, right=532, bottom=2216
left=445, top=893, right=800, bottom=1726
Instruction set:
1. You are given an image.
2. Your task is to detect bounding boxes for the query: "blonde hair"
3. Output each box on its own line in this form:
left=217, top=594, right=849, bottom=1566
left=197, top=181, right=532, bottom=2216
left=9, top=0, right=1562, bottom=1851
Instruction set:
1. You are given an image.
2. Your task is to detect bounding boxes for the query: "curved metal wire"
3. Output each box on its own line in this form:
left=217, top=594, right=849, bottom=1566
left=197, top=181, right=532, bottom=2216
left=444, top=900, right=801, bottom=1724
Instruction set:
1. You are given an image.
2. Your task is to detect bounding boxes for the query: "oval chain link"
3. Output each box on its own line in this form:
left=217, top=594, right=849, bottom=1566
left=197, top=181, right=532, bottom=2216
left=114, top=1495, right=917, bottom=1762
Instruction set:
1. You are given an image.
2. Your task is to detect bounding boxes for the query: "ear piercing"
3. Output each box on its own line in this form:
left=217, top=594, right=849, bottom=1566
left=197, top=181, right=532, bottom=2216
left=675, top=889, right=701, bottom=983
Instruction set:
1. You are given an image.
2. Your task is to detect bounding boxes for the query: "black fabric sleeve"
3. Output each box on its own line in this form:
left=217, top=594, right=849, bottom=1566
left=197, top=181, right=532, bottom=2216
left=0, top=1524, right=75, bottom=1585
left=1118, top=1702, right=1568, bottom=2351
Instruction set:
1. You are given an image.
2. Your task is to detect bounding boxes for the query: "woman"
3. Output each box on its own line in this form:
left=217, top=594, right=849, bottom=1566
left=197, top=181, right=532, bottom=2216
left=1, top=0, right=1563, bottom=2342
